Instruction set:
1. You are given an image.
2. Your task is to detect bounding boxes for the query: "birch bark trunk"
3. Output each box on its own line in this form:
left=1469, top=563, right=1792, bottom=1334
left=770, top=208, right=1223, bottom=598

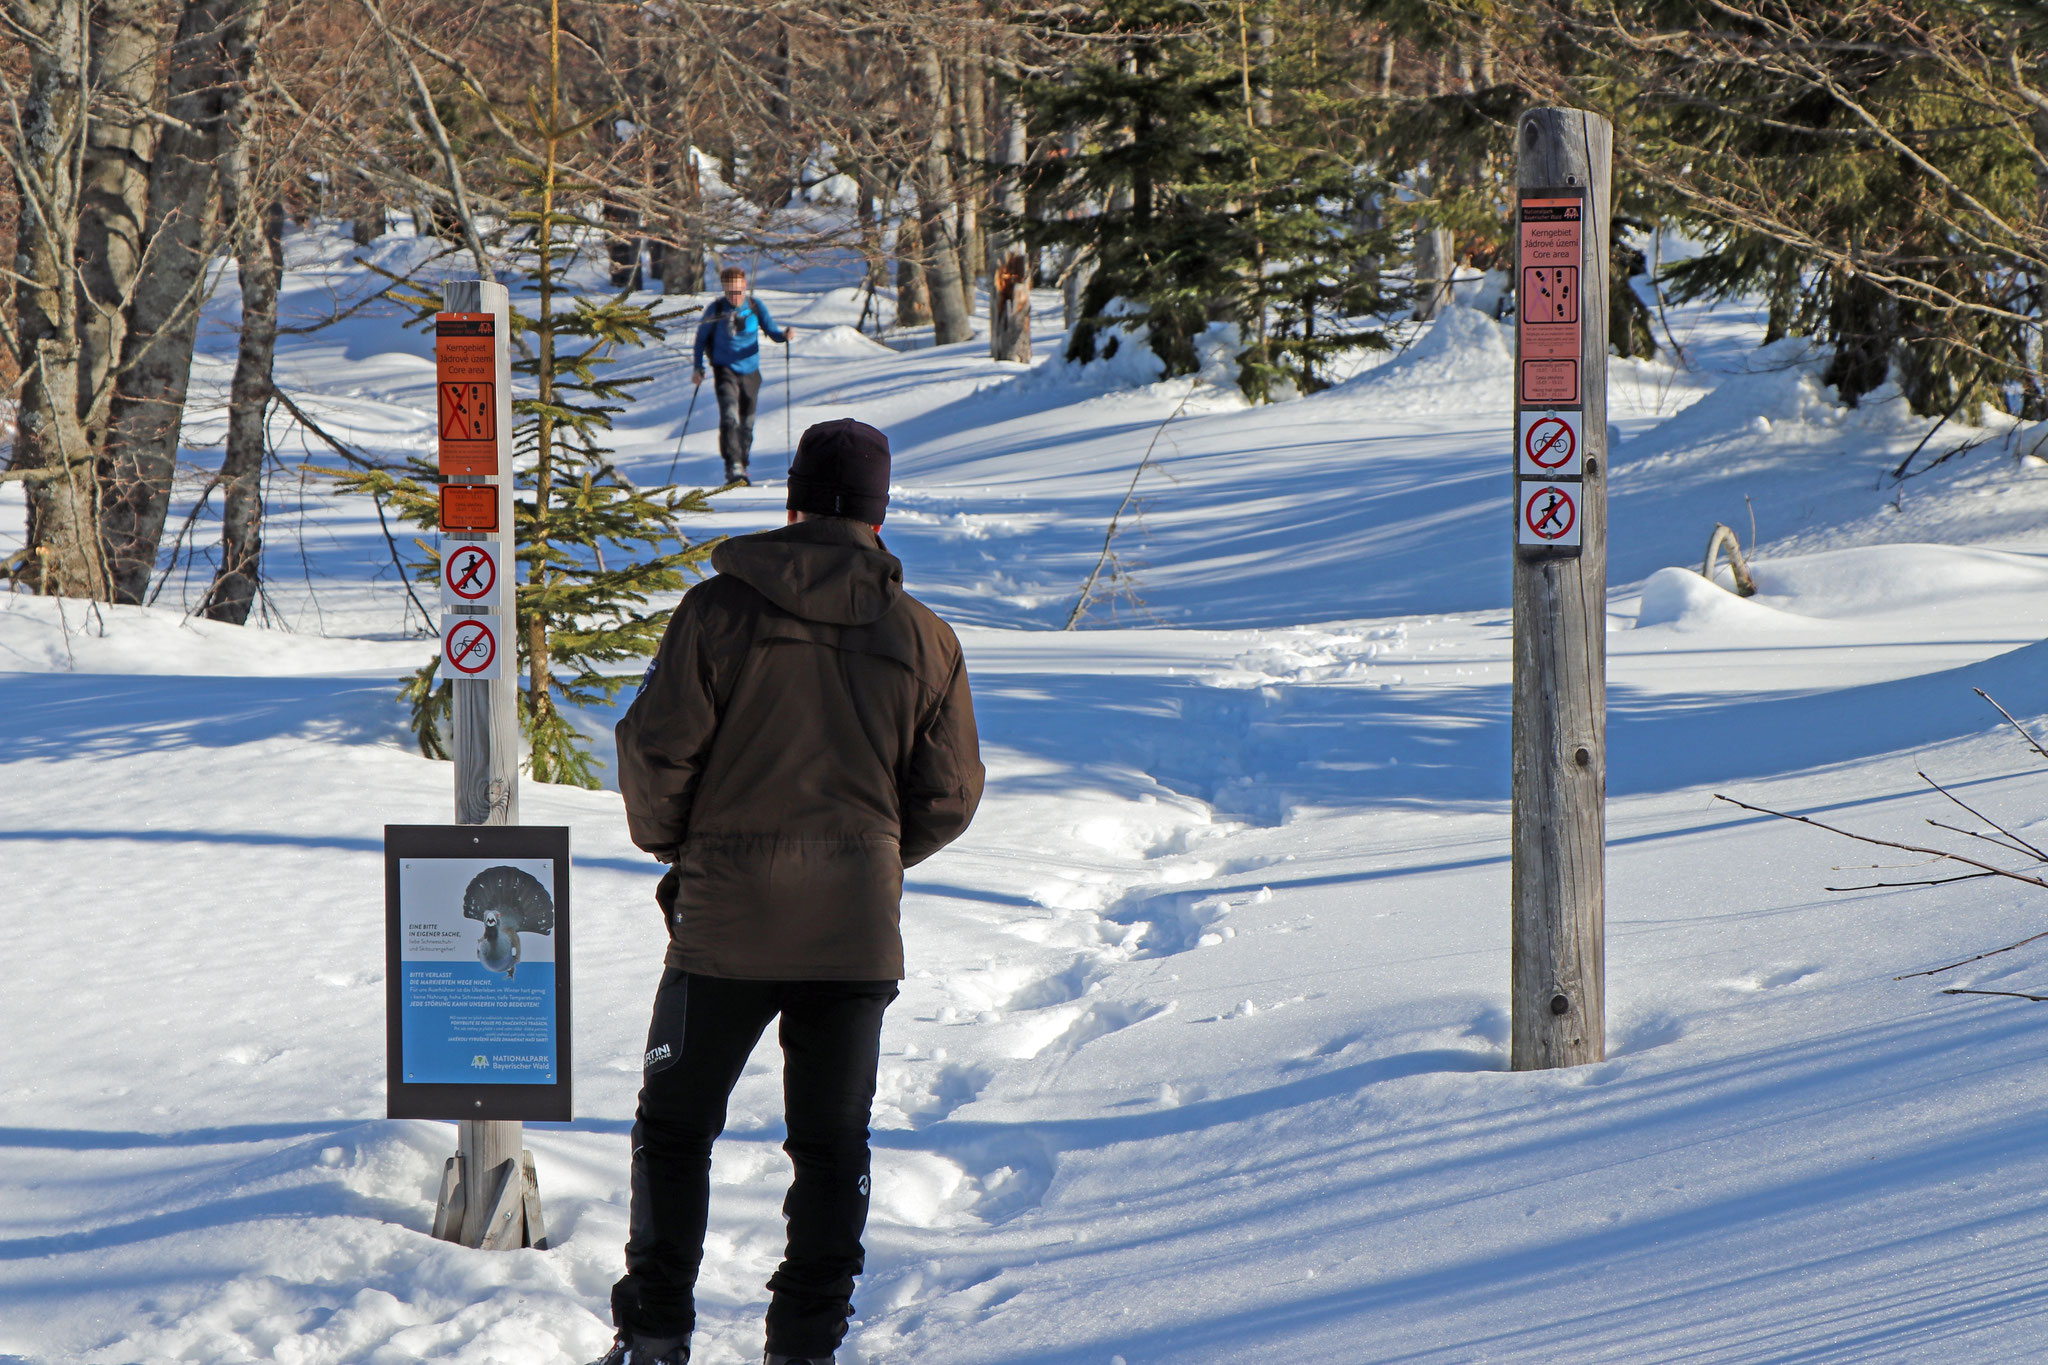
left=915, top=50, right=973, bottom=345
left=954, top=54, right=986, bottom=302
left=78, top=0, right=163, bottom=449
left=8, top=0, right=109, bottom=597
left=99, top=0, right=269, bottom=605
left=200, top=128, right=277, bottom=624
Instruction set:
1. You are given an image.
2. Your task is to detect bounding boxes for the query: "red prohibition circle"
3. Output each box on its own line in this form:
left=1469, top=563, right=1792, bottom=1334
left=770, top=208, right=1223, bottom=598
left=1524, top=416, right=1576, bottom=470
left=1524, top=484, right=1577, bottom=540
left=445, top=618, right=498, bottom=675
left=444, top=545, right=497, bottom=601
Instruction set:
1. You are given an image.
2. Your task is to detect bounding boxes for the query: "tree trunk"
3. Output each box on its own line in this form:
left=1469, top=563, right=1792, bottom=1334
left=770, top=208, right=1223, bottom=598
left=200, top=130, right=276, bottom=624
left=953, top=54, right=985, bottom=307
left=8, top=0, right=110, bottom=597
left=78, top=0, right=163, bottom=448
left=895, top=231, right=930, bottom=328
left=602, top=199, right=642, bottom=290
left=99, top=0, right=268, bottom=605
left=660, top=155, right=706, bottom=295
left=915, top=49, right=973, bottom=345
left=853, top=163, right=886, bottom=324
left=989, top=90, right=1030, bottom=364
left=1412, top=223, right=1454, bottom=321
left=991, top=252, right=1031, bottom=363
left=351, top=203, right=385, bottom=245
left=990, top=75, right=1026, bottom=270
left=1060, top=129, right=1095, bottom=329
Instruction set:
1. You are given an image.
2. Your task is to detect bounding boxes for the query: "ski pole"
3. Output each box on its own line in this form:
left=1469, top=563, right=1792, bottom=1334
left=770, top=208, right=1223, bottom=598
left=664, top=380, right=702, bottom=485
left=784, top=331, right=793, bottom=467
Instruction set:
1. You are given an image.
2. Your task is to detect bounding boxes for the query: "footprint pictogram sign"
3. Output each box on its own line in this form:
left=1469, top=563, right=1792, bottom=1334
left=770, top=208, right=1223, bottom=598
left=439, top=382, right=496, bottom=442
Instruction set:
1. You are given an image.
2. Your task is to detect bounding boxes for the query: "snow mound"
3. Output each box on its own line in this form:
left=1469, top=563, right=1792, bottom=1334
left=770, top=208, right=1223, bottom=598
left=1634, top=544, right=2048, bottom=631
left=1635, top=567, right=1808, bottom=631
left=1343, top=306, right=1511, bottom=395
left=1626, top=338, right=1975, bottom=467
left=805, top=172, right=858, bottom=205
left=1632, top=351, right=1840, bottom=460
left=1004, top=312, right=1169, bottom=396
left=1751, top=544, right=2048, bottom=619
left=0, top=595, right=430, bottom=675
left=797, top=323, right=893, bottom=357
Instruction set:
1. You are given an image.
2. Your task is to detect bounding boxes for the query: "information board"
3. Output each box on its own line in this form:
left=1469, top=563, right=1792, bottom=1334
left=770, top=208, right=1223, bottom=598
left=436, top=314, right=500, bottom=476
left=439, top=484, right=498, bottom=533
left=1517, top=193, right=1584, bottom=410
left=386, top=824, right=572, bottom=1121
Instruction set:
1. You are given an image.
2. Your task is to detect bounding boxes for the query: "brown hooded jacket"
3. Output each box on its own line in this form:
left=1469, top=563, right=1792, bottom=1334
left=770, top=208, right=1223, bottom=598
left=615, top=517, right=984, bottom=980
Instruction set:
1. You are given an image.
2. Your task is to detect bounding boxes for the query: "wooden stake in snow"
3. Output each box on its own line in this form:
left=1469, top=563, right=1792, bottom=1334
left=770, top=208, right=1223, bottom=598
left=1511, top=109, right=1611, bottom=1070
left=433, top=277, right=546, bottom=1248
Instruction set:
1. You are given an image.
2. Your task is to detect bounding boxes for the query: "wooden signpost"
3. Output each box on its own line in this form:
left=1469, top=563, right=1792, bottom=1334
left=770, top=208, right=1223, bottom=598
left=418, top=278, right=549, bottom=1248
left=1510, top=109, right=1611, bottom=1071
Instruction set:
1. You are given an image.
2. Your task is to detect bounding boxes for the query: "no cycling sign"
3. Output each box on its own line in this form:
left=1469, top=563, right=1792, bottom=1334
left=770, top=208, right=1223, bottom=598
left=442, top=615, right=503, bottom=680
left=1518, top=411, right=1581, bottom=478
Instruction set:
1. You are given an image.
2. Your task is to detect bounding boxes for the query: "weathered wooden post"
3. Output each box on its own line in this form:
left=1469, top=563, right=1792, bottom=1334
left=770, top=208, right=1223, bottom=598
left=432, top=277, right=545, bottom=1247
left=1510, top=108, right=1611, bottom=1070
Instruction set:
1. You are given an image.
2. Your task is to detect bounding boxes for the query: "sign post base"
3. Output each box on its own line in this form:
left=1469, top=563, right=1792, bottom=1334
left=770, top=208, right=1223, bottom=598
left=432, top=1129, right=548, bottom=1249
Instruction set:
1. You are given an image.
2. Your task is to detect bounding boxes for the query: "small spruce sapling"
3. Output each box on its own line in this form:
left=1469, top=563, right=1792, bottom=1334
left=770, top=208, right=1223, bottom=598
left=335, top=14, right=718, bottom=786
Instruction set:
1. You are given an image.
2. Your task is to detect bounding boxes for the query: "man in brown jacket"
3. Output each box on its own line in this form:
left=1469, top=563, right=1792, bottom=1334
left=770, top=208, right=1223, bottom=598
left=597, top=418, right=984, bottom=1365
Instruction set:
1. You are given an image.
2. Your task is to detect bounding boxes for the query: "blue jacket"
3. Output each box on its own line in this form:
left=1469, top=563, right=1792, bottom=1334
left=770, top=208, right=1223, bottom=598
left=693, top=296, right=785, bottom=375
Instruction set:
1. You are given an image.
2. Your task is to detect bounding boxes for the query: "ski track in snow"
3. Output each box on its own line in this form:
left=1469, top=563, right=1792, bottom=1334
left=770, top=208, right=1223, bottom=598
left=4, top=225, right=2048, bottom=1363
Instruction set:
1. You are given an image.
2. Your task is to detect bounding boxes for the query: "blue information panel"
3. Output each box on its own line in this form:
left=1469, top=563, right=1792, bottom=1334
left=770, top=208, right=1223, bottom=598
left=385, top=825, right=572, bottom=1121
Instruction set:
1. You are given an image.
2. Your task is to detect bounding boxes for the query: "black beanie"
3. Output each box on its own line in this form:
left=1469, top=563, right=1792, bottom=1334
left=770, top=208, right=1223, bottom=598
left=787, top=419, right=891, bottom=525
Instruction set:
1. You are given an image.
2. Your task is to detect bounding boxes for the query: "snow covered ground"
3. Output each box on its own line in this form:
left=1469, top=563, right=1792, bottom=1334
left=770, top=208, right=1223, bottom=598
left=5, top=224, right=2048, bottom=1364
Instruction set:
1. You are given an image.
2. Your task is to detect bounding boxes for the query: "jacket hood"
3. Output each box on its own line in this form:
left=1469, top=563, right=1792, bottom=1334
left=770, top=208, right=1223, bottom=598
left=711, top=519, right=902, bottom=626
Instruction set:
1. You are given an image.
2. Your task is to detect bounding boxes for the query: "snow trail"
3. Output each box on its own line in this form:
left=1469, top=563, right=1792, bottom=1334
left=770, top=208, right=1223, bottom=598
left=4, top=224, right=2048, bottom=1363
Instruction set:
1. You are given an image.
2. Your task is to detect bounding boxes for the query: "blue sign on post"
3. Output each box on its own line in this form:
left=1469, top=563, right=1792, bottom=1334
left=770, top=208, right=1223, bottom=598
left=386, top=825, right=572, bottom=1121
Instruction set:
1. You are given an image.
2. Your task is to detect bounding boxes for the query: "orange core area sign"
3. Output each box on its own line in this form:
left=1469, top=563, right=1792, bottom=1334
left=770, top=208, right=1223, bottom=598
left=1517, top=194, right=1584, bottom=408
left=439, top=484, right=498, bottom=533
left=436, top=313, right=499, bottom=476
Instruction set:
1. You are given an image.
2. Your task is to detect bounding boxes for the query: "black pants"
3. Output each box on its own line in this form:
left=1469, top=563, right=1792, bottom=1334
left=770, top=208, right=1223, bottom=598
left=612, top=970, right=897, bottom=1358
left=712, top=366, right=762, bottom=474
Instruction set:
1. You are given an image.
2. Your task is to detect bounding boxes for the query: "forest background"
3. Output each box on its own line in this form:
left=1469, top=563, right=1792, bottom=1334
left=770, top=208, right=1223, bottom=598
left=3, top=0, right=2044, bottom=763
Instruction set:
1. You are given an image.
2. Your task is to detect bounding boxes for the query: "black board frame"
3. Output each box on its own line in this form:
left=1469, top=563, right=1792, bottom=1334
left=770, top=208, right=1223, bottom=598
left=385, top=824, right=573, bottom=1121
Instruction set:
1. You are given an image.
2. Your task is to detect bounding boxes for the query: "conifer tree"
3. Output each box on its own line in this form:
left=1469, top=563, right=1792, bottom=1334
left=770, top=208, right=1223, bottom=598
left=1014, top=0, right=1397, bottom=397
left=335, top=1, right=717, bottom=788
left=1468, top=0, right=2047, bottom=418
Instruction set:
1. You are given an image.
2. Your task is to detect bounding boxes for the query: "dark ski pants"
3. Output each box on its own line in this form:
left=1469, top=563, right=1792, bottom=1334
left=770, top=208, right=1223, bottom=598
left=712, top=366, right=762, bottom=475
left=612, top=969, right=897, bottom=1359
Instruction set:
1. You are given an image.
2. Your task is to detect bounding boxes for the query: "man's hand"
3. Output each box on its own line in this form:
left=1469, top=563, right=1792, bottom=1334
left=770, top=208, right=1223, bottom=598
left=692, top=370, right=704, bottom=386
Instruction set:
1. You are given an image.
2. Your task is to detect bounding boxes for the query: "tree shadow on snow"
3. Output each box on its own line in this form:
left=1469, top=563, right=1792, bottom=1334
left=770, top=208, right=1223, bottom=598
left=956, top=634, right=2048, bottom=823
left=952, top=1005, right=2048, bottom=1364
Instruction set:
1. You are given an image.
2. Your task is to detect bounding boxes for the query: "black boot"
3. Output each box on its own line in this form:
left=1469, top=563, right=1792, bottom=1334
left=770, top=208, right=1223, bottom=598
left=765, top=1354, right=830, bottom=1365
left=589, top=1335, right=689, bottom=1365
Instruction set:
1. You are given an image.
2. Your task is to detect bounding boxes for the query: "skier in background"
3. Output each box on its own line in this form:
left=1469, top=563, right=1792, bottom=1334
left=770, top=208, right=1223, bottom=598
left=694, top=266, right=791, bottom=486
